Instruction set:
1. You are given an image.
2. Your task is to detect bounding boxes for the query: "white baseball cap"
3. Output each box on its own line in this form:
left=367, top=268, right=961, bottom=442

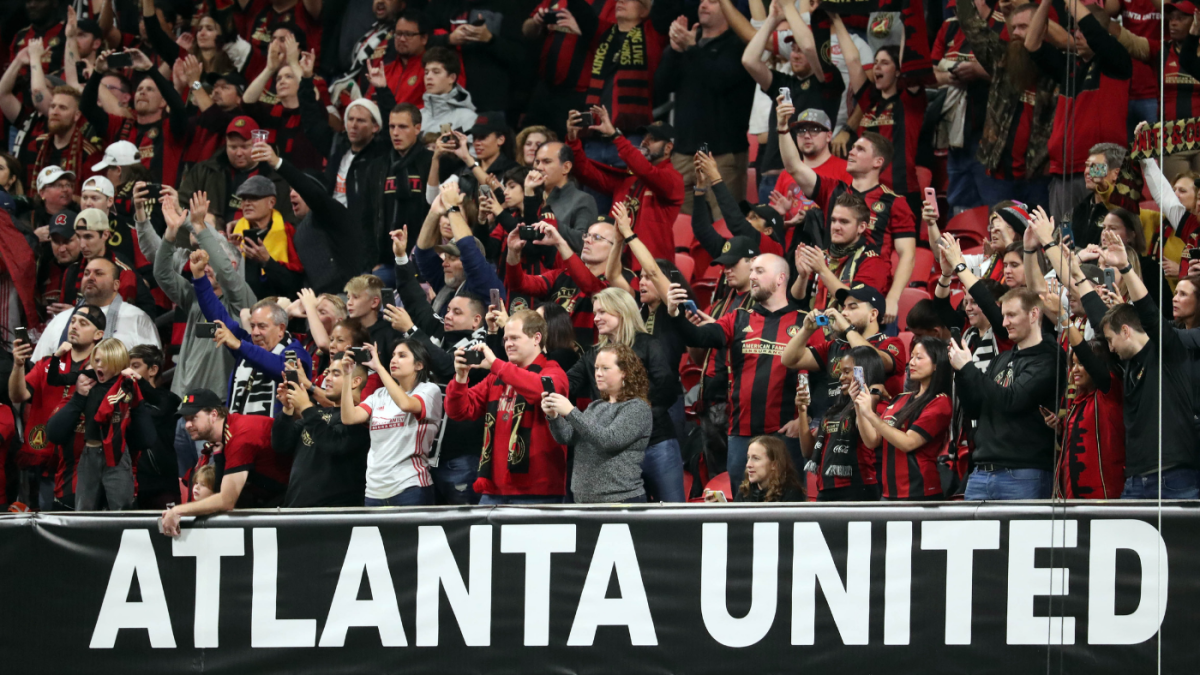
left=36, top=165, right=76, bottom=191
left=81, top=175, right=115, bottom=198
left=91, top=140, right=141, bottom=171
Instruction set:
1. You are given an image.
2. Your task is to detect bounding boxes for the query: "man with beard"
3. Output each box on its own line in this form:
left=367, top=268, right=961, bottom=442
left=349, top=6, right=424, bottom=108
left=80, top=48, right=188, bottom=187
left=770, top=109, right=851, bottom=225
left=412, top=181, right=505, bottom=319
left=30, top=87, right=103, bottom=193
left=32, top=257, right=160, bottom=361
left=792, top=192, right=891, bottom=310
left=958, top=0, right=1058, bottom=210
left=59, top=208, right=154, bottom=315
left=565, top=110, right=683, bottom=263
left=526, top=140, right=598, bottom=253
left=669, top=253, right=807, bottom=489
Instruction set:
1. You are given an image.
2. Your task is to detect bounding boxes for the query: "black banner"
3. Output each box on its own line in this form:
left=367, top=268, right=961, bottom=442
left=1, top=504, right=1192, bottom=673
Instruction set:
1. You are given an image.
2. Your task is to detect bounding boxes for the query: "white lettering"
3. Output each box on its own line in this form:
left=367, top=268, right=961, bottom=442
left=251, top=528, right=316, bottom=647
left=700, top=522, right=778, bottom=647
left=791, top=522, right=871, bottom=645
left=567, top=524, right=657, bottom=646
left=1087, top=519, right=1168, bottom=644
left=416, top=525, right=493, bottom=646
left=884, top=521, right=912, bottom=645
left=172, top=528, right=244, bottom=648
left=500, top=524, right=577, bottom=646
left=90, top=529, right=176, bottom=648
left=319, top=527, right=406, bottom=647
left=1007, top=520, right=1077, bottom=645
left=920, top=520, right=1001, bottom=645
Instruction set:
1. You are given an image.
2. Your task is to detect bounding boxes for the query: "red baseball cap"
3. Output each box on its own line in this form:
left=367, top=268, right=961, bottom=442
left=1167, top=1, right=1198, bottom=13
left=226, top=116, right=260, bottom=139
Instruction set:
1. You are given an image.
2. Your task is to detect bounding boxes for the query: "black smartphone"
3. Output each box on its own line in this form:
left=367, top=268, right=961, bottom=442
left=577, top=111, right=594, bottom=127
left=667, top=268, right=686, bottom=286
left=464, top=349, right=485, bottom=365
left=144, top=183, right=163, bottom=201
left=544, top=10, right=560, bottom=23
left=490, top=288, right=502, bottom=310
left=195, top=322, right=217, bottom=339
left=519, top=225, right=540, bottom=242
left=285, top=370, right=299, bottom=384
left=381, top=288, right=396, bottom=307
left=541, top=376, right=555, bottom=395
left=108, top=51, right=133, bottom=69
left=1103, top=267, right=1117, bottom=293
left=1187, top=248, right=1200, bottom=261
left=950, top=326, right=962, bottom=343
left=243, top=228, right=266, bottom=244
left=471, top=16, right=487, bottom=26
left=352, top=347, right=371, bottom=364
left=75, top=61, right=88, bottom=81
left=698, top=142, right=709, bottom=155
left=14, top=327, right=29, bottom=344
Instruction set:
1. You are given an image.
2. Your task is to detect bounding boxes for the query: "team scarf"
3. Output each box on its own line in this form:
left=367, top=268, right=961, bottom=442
left=0, top=209, right=40, bottom=331
left=590, top=24, right=646, bottom=79
left=93, top=375, right=143, bottom=467
left=233, top=210, right=304, bottom=272
left=477, top=362, right=547, bottom=479
left=32, top=122, right=94, bottom=181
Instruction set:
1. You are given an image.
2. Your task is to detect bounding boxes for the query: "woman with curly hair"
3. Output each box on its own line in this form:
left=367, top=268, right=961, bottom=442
left=734, top=436, right=805, bottom=503
left=543, top=343, right=652, bottom=503
left=516, top=126, right=557, bottom=167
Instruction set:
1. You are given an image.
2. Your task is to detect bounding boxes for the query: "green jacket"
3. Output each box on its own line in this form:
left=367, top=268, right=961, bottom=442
left=178, top=151, right=295, bottom=227
left=957, top=1, right=1058, bottom=179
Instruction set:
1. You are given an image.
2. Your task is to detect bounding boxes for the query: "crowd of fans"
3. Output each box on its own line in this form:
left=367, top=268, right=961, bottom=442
left=0, top=0, right=1192, bottom=525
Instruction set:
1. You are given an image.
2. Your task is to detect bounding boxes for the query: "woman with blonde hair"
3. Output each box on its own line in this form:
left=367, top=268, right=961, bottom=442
left=46, top=336, right=147, bottom=510
left=543, top=343, right=652, bottom=503
left=565, top=287, right=684, bottom=501
left=516, top=126, right=558, bottom=167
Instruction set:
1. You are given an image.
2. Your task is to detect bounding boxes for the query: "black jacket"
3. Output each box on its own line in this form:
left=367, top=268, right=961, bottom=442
left=179, top=152, right=296, bottom=225
left=654, top=29, right=756, bottom=156
left=425, top=0, right=526, bottom=114
left=369, top=144, right=433, bottom=264
left=276, top=158, right=365, bottom=294
left=134, top=381, right=181, bottom=505
left=954, top=337, right=1063, bottom=470
left=315, top=94, right=390, bottom=269
left=567, top=332, right=680, bottom=446
left=273, top=405, right=369, bottom=507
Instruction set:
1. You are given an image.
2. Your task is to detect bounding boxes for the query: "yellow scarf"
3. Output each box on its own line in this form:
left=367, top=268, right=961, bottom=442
left=233, top=211, right=290, bottom=264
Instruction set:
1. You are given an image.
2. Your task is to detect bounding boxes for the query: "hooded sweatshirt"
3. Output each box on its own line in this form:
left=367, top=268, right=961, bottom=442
left=421, top=85, right=478, bottom=142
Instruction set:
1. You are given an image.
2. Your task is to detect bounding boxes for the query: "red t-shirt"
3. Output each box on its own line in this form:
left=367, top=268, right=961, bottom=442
left=772, top=155, right=851, bottom=222
left=879, top=392, right=951, bottom=499
left=196, top=414, right=292, bottom=507
left=1121, top=0, right=1161, bottom=100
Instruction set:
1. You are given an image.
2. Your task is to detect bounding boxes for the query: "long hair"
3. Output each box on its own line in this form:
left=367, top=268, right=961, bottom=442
left=538, top=303, right=577, bottom=353
left=593, top=287, right=648, bottom=348
left=515, top=125, right=558, bottom=166
left=0, top=152, right=24, bottom=195
left=394, top=338, right=433, bottom=385
left=737, top=436, right=804, bottom=502
left=189, top=15, right=235, bottom=74
left=891, top=336, right=952, bottom=429
left=597, top=343, right=649, bottom=403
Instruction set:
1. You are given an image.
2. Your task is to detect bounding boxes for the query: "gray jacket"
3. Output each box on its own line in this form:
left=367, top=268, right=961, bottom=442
left=153, top=225, right=257, bottom=399
left=548, top=398, right=651, bottom=503
left=420, top=85, right=478, bottom=141
left=545, top=181, right=599, bottom=254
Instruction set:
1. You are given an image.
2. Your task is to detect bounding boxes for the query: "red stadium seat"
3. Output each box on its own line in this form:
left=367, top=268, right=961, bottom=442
left=946, top=205, right=990, bottom=244
left=916, top=166, right=933, bottom=193
left=746, top=168, right=758, bottom=203
left=712, top=218, right=732, bottom=239
left=674, top=214, right=694, bottom=252
left=748, top=132, right=760, bottom=164
left=891, top=248, right=937, bottom=288
left=950, top=289, right=965, bottom=308
left=704, top=473, right=733, bottom=501
left=1140, top=200, right=1159, bottom=213
left=675, top=253, right=695, bottom=283
left=896, top=287, right=931, bottom=331
left=898, top=330, right=914, bottom=354
left=962, top=244, right=985, bottom=256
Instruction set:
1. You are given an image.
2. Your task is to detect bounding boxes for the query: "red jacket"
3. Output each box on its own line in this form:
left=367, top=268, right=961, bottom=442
left=1060, top=382, right=1126, bottom=499
left=445, top=355, right=568, bottom=497
left=567, top=135, right=682, bottom=263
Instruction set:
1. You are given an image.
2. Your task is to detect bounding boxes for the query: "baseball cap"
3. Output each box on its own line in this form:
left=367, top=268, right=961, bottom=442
left=226, top=115, right=260, bottom=140
left=205, top=71, right=248, bottom=91
left=792, top=108, right=833, bottom=132
left=48, top=208, right=78, bottom=238
left=747, top=204, right=785, bottom=234
left=1166, top=1, right=1198, bottom=13
left=36, top=165, right=76, bottom=191
left=81, top=175, right=115, bottom=198
left=434, top=236, right=484, bottom=258
left=71, top=304, right=107, bottom=333
left=178, top=388, right=225, bottom=417
left=77, top=18, right=103, bottom=38
left=235, top=175, right=276, bottom=199
left=835, top=282, right=886, bottom=315
left=712, top=236, right=760, bottom=267
left=636, top=121, right=676, bottom=144
left=92, top=140, right=141, bottom=171
left=74, top=208, right=111, bottom=232
left=469, top=113, right=508, bottom=139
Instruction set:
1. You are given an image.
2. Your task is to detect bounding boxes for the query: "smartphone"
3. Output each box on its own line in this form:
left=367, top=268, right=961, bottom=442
left=1060, top=221, right=1075, bottom=247
left=923, top=187, right=938, bottom=219
left=144, top=183, right=163, bottom=201
left=950, top=326, right=962, bottom=343
left=352, top=347, right=372, bottom=364
left=284, top=349, right=298, bottom=369
left=681, top=299, right=699, bottom=314
left=478, top=184, right=494, bottom=202
left=577, top=111, right=594, bottom=127
left=490, top=288, right=502, bottom=310
left=544, top=9, right=560, bottom=22
left=242, top=228, right=266, bottom=244
left=13, top=326, right=29, bottom=344
left=797, top=372, right=809, bottom=389
left=1103, top=267, right=1117, bottom=292
left=471, top=16, right=487, bottom=26
left=853, top=365, right=867, bottom=391
left=779, top=86, right=791, bottom=104
left=285, top=370, right=299, bottom=384
left=698, top=142, right=709, bottom=155
left=1187, top=248, right=1200, bottom=261
left=464, top=349, right=485, bottom=365
left=195, top=322, right=218, bottom=338
left=668, top=268, right=686, bottom=287
left=440, top=123, right=457, bottom=147
left=519, top=225, right=540, bottom=242
left=108, top=51, right=133, bottom=69
left=381, top=288, right=396, bottom=307
left=541, top=376, right=555, bottom=395
left=704, top=489, right=728, bottom=503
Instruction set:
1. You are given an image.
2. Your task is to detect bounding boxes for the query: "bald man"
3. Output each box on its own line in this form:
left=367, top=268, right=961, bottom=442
left=666, top=252, right=808, bottom=488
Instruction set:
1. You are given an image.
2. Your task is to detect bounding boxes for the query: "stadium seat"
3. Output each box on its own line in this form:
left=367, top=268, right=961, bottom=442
left=704, top=472, right=733, bottom=501
left=891, top=247, right=937, bottom=287
left=950, top=289, right=965, bottom=308
left=962, top=244, right=985, bottom=256
left=896, top=288, right=931, bottom=331
left=1140, top=200, right=1159, bottom=213
left=746, top=168, right=758, bottom=203
left=916, top=166, right=933, bottom=193
left=748, top=132, right=760, bottom=164
left=674, top=214, right=694, bottom=252
left=675, top=253, right=695, bottom=283
left=946, top=205, right=990, bottom=244
left=898, top=330, right=914, bottom=354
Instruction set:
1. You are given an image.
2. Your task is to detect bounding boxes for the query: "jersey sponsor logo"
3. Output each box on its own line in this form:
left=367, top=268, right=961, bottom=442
left=28, top=424, right=48, bottom=450
left=741, top=337, right=789, bottom=356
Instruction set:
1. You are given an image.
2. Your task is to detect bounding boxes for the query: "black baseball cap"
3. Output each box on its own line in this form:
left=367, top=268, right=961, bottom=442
left=205, top=71, right=248, bottom=92
left=77, top=18, right=104, bottom=38
left=469, top=113, right=508, bottom=139
left=745, top=204, right=785, bottom=233
left=48, top=208, right=79, bottom=239
left=178, top=388, right=225, bottom=416
left=835, top=282, right=886, bottom=315
left=71, top=304, right=107, bottom=332
left=636, top=121, right=676, bottom=144
left=712, top=236, right=759, bottom=267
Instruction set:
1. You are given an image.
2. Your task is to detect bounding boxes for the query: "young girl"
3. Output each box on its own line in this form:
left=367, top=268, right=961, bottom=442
left=799, top=346, right=887, bottom=501
left=193, top=464, right=217, bottom=501
left=341, top=340, right=443, bottom=506
left=736, top=436, right=805, bottom=503
left=856, top=336, right=953, bottom=501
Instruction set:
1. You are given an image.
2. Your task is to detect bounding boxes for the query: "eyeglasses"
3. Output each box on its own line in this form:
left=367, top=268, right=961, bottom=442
left=395, top=31, right=422, bottom=38
left=583, top=233, right=614, bottom=244
left=794, top=126, right=826, bottom=137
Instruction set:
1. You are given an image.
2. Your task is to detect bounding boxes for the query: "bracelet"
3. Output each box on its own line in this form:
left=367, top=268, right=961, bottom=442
left=1022, top=248, right=1038, bottom=255
left=1118, top=263, right=1133, bottom=274
left=937, top=280, right=951, bottom=288
left=446, top=205, right=461, bottom=214
left=623, top=234, right=637, bottom=244
left=1041, top=241, right=1057, bottom=251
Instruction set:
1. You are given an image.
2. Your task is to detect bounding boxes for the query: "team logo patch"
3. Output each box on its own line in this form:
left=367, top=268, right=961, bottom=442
left=872, top=201, right=885, bottom=213
left=28, top=424, right=48, bottom=450
left=301, top=430, right=314, bottom=446
left=787, top=325, right=801, bottom=337
left=146, top=128, right=159, bottom=140
left=55, top=214, right=66, bottom=226
left=407, top=75, right=417, bottom=86
left=721, top=241, right=731, bottom=253
left=886, top=343, right=900, bottom=355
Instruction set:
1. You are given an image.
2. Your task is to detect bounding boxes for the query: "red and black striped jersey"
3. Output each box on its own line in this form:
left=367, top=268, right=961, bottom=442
left=101, top=114, right=187, bottom=188
left=1121, top=0, right=1161, bottom=101
left=808, top=329, right=908, bottom=398
left=811, top=175, right=918, bottom=258
left=1166, top=38, right=1200, bottom=122
left=879, top=392, right=951, bottom=499
left=815, top=399, right=886, bottom=491
left=853, top=83, right=927, bottom=197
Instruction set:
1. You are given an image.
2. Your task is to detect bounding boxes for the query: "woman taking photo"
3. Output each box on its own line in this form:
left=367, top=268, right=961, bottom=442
left=567, top=287, right=683, bottom=501
left=799, top=344, right=887, bottom=501
left=735, top=436, right=805, bottom=503
left=855, top=336, right=953, bottom=501
left=543, top=343, right=653, bottom=504
left=340, top=340, right=443, bottom=506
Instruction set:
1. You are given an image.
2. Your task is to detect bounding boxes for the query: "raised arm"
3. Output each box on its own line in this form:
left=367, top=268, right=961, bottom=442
left=719, top=0, right=759, bottom=43
left=782, top=0, right=823, bottom=80
left=0, top=49, right=28, bottom=123
left=776, top=97, right=818, bottom=197
left=27, top=40, right=52, bottom=116
left=740, top=1, right=783, bottom=89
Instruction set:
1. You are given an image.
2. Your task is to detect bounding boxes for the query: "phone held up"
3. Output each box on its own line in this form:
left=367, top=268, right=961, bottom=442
left=463, top=348, right=485, bottom=366
left=542, top=376, right=555, bottom=395
left=195, top=322, right=218, bottom=339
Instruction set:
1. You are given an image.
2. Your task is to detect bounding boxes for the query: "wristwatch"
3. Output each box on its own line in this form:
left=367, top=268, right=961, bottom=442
left=190, top=80, right=203, bottom=91
left=953, top=262, right=967, bottom=276
left=623, top=233, right=637, bottom=244
left=446, top=205, right=461, bottom=214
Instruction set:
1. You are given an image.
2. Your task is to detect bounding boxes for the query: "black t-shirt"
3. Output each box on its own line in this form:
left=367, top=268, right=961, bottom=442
left=760, top=68, right=845, bottom=174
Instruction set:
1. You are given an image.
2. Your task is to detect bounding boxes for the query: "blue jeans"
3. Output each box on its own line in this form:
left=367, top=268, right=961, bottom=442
left=964, top=467, right=1052, bottom=500
left=726, top=435, right=753, bottom=493
left=642, top=438, right=685, bottom=502
left=478, top=494, right=564, bottom=505
left=365, top=485, right=434, bottom=506
left=1128, top=98, right=1158, bottom=138
left=432, top=454, right=479, bottom=505
left=947, top=146, right=988, bottom=211
left=1121, top=468, right=1200, bottom=500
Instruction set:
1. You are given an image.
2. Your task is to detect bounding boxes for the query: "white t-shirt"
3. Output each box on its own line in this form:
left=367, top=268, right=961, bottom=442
left=359, top=381, right=443, bottom=499
left=334, top=150, right=355, bottom=206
